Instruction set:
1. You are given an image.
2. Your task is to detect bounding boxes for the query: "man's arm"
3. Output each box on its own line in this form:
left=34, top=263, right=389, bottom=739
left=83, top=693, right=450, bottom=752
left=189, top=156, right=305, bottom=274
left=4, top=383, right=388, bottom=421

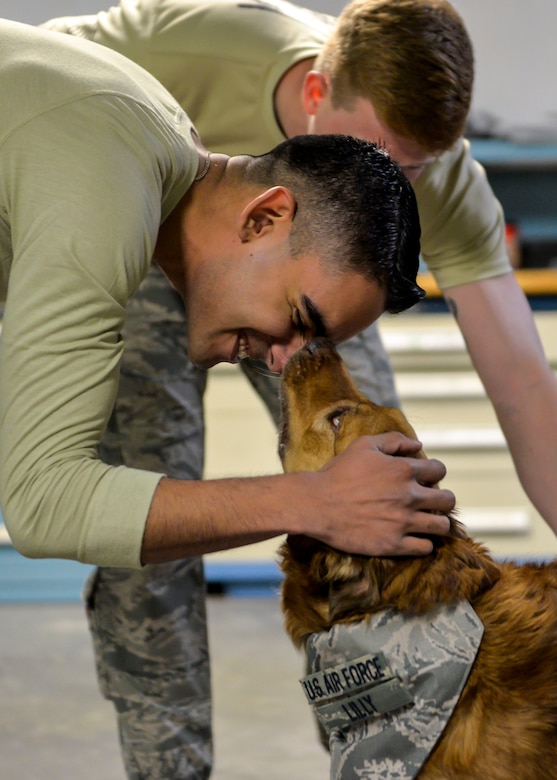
left=141, top=433, right=455, bottom=562
left=446, top=272, right=557, bottom=535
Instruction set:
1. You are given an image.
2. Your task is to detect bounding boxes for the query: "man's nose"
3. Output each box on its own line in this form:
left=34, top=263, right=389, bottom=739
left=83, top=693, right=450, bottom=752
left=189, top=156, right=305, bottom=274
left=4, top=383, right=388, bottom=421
left=265, top=334, right=306, bottom=373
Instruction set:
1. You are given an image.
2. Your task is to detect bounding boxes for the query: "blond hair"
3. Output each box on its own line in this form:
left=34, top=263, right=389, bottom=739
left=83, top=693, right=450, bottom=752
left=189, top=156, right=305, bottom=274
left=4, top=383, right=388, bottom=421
left=316, top=0, right=473, bottom=152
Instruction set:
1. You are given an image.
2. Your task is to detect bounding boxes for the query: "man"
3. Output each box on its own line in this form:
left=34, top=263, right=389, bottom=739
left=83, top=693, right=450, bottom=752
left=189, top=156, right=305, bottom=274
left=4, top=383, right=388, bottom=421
left=41, top=0, right=557, bottom=777
left=1, top=16, right=453, bottom=778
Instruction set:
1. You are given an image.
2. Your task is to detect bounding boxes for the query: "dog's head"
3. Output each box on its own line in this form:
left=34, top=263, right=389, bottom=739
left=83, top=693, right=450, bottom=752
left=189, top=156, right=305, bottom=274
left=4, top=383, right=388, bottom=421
left=279, top=337, right=424, bottom=472
left=278, top=338, right=500, bottom=648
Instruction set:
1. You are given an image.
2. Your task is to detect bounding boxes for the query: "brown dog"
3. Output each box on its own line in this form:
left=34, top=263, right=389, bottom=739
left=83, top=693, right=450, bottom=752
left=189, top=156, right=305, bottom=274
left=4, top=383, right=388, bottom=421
left=278, top=337, right=557, bottom=779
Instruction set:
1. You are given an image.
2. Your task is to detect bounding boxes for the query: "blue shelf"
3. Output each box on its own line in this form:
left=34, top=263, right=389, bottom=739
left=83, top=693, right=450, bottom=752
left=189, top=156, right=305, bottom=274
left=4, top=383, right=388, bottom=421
left=0, top=542, right=553, bottom=604
left=0, top=547, right=94, bottom=603
left=0, top=543, right=282, bottom=603
left=470, top=139, right=557, bottom=169
left=516, top=218, right=557, bottom=243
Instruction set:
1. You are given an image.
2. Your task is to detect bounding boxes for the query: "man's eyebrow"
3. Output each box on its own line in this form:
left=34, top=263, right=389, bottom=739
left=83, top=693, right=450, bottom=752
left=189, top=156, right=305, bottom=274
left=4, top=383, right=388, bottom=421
left=301, top=294, right=328, bottom=338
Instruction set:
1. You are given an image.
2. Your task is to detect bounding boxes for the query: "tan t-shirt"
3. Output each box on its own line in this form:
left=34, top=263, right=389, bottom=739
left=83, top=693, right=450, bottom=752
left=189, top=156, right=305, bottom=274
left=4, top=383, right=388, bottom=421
left=44, top=0, right=511, bottom=289
left=0, top=19, right=198, bottom=567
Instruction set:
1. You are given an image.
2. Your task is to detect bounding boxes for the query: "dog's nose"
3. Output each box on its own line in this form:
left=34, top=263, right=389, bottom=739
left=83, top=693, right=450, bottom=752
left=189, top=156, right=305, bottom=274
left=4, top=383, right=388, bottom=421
left=305, top=337, right=333, bottom=356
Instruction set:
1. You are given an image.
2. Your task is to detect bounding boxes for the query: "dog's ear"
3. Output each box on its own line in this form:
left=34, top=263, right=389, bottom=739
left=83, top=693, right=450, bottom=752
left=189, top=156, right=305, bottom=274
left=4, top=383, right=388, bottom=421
left=286, top=544, right=395, bottom=627
left=328, top=568, right=386, bottom=624
left=380, top=534, right=502, bottom=612
left=326, top=557, right=396, bottom=623
left=280, top=537, right=337, bottom=646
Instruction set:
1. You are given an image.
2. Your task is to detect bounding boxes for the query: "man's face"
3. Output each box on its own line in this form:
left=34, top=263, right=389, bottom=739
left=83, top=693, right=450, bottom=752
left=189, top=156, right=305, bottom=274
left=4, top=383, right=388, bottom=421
left=303, top=73, right=438, bottom=182
left=184, top=247, right=385, bottom=373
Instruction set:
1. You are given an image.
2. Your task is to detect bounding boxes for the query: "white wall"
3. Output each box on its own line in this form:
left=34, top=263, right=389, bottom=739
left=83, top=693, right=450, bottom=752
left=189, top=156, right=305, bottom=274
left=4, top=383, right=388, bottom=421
left=0, top=0, right=341, bottom=21
left=451, top=0, right=556, bottom=138
left=2, top=1, right=101, bottom=24
left=4, top=0, right=556, bottom=136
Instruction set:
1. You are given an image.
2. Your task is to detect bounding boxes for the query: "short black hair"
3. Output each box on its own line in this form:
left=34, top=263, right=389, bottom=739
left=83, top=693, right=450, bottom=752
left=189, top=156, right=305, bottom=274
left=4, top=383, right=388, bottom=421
left=250, top=134, right=424, bottom=315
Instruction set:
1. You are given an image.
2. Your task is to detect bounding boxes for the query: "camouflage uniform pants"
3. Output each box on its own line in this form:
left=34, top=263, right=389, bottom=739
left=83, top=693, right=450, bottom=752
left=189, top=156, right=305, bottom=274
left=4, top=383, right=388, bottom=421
left=89, top=263, right=399, bottom=779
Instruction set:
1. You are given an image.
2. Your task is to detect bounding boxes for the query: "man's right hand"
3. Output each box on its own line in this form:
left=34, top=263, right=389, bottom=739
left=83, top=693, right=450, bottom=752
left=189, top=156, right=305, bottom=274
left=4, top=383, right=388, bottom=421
left=295, top=432, right=454, bottom=557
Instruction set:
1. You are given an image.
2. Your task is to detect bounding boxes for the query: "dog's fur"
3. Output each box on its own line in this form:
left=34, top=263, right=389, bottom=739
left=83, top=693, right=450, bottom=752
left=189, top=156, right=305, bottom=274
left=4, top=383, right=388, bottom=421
left=278, top=337, right=557, bottom=779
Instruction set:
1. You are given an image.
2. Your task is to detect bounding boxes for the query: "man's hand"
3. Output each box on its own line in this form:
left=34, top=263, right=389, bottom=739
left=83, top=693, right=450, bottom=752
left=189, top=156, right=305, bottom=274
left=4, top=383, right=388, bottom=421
left=296, top=433, right=454, bottom=557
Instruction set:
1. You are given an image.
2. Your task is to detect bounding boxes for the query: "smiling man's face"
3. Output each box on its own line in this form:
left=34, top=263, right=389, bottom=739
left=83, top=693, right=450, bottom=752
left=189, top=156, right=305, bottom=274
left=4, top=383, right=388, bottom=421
left=183, top=249, right=386, bottom=373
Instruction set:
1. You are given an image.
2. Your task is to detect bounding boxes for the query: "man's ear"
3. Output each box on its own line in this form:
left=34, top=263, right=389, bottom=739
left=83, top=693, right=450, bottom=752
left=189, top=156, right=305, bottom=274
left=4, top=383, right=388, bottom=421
left=302, top=71, right=329, bottom=115
left=238, top=186, right=297, bottom=242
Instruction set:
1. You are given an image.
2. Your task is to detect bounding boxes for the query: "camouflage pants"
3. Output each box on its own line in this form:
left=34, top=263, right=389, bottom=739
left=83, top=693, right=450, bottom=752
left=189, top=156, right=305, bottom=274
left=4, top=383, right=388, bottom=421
left=84, top=560, right=212, bottom=779
left=90, top=263, right=399, bottom=779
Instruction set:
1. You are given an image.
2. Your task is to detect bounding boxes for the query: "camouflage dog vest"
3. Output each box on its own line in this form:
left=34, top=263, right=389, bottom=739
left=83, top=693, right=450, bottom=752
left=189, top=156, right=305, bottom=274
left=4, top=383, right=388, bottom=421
left=300, top=601, right=483, bottom=780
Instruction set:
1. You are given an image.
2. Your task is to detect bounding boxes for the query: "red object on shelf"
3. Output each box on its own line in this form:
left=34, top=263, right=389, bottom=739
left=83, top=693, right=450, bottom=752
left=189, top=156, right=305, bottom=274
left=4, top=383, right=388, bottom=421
left=505, top=222, right=522, bottom=268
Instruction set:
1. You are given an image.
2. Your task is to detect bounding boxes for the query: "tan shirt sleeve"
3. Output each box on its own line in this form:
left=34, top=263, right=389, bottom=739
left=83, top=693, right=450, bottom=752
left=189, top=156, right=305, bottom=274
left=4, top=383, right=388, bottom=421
left=414, top=139, right=511, bottom=290
left=0, top=93, right=193, bottom=567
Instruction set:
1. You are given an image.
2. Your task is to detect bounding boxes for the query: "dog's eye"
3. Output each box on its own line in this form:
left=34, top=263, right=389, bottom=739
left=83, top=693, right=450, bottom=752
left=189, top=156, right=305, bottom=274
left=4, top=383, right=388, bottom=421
left=327, top=408, right=349, bottom=433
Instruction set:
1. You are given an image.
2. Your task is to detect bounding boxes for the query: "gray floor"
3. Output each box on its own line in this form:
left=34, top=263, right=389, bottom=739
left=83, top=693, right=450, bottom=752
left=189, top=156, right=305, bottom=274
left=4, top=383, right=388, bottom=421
left=0, top=595, right=329, bottom=780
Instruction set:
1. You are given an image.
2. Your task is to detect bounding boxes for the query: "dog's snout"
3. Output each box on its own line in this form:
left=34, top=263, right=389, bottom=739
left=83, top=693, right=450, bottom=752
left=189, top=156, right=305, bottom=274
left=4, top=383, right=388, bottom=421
left=304, top=339, right=321, bottom=356
left=304, top=337, right=335, bottom=356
